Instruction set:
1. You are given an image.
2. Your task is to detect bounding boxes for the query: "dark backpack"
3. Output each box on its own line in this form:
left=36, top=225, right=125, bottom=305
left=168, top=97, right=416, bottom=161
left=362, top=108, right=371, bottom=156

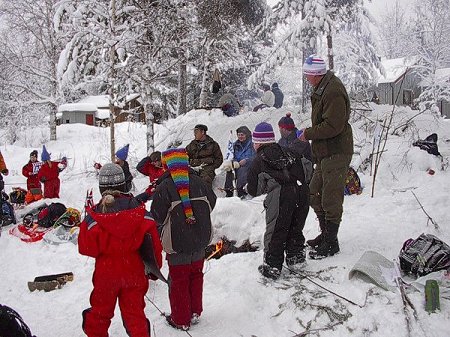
left=399, top=233, right=450, bottom=277
left=0, top=304, right=35, bottom=337
left=37, top=202, right=67, bottom=228
left=412, top=133, right=441, bottom=156
left=1, top=200, right=16, bottom=226
left=9, top=188, right=27, bottom=204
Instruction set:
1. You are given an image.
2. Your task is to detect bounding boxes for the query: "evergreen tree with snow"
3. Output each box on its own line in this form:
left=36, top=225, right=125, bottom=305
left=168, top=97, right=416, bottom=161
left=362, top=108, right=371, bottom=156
left=410, top=0, right=450, bottom=113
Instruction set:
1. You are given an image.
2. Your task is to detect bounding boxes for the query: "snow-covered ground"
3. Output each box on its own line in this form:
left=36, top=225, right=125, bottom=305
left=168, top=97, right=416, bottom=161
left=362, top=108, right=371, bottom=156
left=1, top=104, right=450, bottom=336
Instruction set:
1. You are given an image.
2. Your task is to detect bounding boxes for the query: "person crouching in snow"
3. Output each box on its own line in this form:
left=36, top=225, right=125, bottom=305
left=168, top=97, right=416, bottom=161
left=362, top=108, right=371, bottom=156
left=151, top=148, right=216, bottom=331
left=78, top=163, right=163, bottom=337
left=115, top=144, right=133, bottom=193
left=135, top=150, right=165, bottom=202
left=37, top=145, right=66, bottom=199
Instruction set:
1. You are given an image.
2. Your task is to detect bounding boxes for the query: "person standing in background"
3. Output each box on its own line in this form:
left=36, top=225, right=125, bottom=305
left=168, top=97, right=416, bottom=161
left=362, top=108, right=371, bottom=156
left=272, top=83, right=284, bottom=108
left=115, top=144, right=133, bottom=193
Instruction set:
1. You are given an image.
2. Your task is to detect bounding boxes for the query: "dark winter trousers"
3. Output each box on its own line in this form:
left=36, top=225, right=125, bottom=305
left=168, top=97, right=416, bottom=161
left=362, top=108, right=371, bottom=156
left=199, top=170, right=215, bottom=188
left=309, top=154, right=351, bottom=225
left=224, top=165, right=250, bottom=197
left=43, top=178, right=60, bottom=199
left=82, top=270, right=150, bottom=337
left=264, top=184, right=309, bottom=270
left=168, top=259, right=204, bottom=326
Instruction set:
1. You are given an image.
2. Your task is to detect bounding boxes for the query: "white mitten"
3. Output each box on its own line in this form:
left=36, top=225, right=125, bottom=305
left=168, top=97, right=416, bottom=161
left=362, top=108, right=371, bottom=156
left=58, top=163, right=65, bottom=169
left=233, top=161, right=240, bottom=169
left=222, top=160, right=233, bottom=172
left=191, top=165, right=202, bottom=173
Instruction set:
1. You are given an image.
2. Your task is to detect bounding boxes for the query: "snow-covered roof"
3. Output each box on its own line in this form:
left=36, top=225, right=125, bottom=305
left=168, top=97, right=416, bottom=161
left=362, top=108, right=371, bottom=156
left=378, top=57, right=417, bottom=84
left=58, top=94, right=141, bottom=113
left=58, top=95, right=109, bottom=113
left=58, top=103, right=97, bottom=113
left=96, top=108, right=110, bottom=120
left=125, top=93, right=140, bottom=102
left=78, top=95, right=110, bottom=108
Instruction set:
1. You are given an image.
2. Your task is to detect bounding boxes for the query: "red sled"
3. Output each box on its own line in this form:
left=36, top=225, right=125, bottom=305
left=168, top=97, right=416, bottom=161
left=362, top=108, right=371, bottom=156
left=9, top=224, right=53, bottom=243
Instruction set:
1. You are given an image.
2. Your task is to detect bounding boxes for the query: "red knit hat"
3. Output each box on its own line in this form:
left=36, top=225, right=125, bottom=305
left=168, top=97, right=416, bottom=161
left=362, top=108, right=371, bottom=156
left=278, top=112, right=295, bottom=130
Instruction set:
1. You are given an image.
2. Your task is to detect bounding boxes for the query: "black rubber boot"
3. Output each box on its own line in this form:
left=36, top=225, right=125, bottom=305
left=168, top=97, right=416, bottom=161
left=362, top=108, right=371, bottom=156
left=306, top=216, right=326, bottom=249
left=309, top=222, right=340, bottom=260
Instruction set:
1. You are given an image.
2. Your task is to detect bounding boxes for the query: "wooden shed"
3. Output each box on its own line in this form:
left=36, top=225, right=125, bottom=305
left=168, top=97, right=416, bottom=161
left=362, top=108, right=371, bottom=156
left=58, top=94, right=144, bottom=126
left=435, top=68, right=450, bottom=119
left=376, top=57, right=420, bottom=108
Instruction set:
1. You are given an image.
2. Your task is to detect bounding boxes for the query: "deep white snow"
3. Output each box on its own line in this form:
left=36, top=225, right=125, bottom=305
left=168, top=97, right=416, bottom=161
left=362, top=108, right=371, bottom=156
left=1, top=104, right=450, bottom=336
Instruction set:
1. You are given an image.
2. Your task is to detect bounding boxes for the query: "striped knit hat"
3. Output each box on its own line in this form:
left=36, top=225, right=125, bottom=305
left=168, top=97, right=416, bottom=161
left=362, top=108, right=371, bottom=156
left=303, top=55, right=327, bottom=76
left=162, top=148, right=195, bottom=224
left=252, top=122, right=275, bottom=144
left=278, top=112, right=295, bottom=130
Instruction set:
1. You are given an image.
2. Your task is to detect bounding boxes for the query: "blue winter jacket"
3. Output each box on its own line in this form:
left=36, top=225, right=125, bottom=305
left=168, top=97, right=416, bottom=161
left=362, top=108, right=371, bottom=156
left=234, top=138, right=256, bottom=164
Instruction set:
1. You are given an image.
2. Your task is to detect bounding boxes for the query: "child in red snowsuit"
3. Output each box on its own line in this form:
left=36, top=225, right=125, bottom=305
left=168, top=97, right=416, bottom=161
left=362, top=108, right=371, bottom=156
left=78, top=163, right=163, bottom=337
left=22, top=150, right=42, bottom=191
left=37, top=145, right=66, bottom=199
left=136, top=151, right=165, bottom=202
left=22, top=150, right=43, bottom=203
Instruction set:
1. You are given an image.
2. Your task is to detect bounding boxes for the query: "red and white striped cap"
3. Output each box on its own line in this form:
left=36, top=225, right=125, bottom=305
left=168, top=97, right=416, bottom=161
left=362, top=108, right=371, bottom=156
left=303, top=55, right=327, bottom=76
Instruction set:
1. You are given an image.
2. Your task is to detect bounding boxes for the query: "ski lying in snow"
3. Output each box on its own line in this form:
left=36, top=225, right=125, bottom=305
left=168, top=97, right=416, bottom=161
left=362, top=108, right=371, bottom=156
left=33, top=272, right=73, bottom=283
left=28, top=272, right=74, bottom=292
left=9, top=223, right=53, bottom=243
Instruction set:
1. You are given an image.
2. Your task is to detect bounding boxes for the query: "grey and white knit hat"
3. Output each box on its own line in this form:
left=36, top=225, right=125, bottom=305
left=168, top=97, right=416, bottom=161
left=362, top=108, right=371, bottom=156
left=98, top=163, right=125, bottom=188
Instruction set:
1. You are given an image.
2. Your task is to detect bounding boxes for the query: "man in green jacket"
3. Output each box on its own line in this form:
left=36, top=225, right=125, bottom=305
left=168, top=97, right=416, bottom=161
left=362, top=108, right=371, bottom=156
left=186, top=124, right=223, bottom=188
left=298, top=55, right=353, bottom=259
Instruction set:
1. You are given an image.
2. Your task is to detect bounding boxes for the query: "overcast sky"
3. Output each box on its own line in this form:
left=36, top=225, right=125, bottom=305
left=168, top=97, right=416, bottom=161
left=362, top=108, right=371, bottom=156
left=266, top=0, right=413, bottom=19
left=365, top=0, right=413, bottom=18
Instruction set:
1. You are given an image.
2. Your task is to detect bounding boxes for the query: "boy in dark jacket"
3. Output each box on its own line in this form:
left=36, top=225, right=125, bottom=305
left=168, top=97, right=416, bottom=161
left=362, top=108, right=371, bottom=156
left=78, top=163, right=163, bottom=337
left=151, top=148, right=216, bottom=331
left=247, top=122, right=307, bottom=280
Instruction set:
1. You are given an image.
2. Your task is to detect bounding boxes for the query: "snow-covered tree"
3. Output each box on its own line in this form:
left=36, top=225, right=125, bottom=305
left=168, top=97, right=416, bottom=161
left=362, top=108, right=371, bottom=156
left=56, top=0, right=159, bottom=157
left=378, top=0, right=413, bottom=59
left=334, top=7, right=382, bottom=100
left=250, top=0, right=380, bottom=110
left=410, top=0, right=450, bottom=112
left=0, top=0, right=64, bottom=141
left=195, top=0, right=267, bottom=107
